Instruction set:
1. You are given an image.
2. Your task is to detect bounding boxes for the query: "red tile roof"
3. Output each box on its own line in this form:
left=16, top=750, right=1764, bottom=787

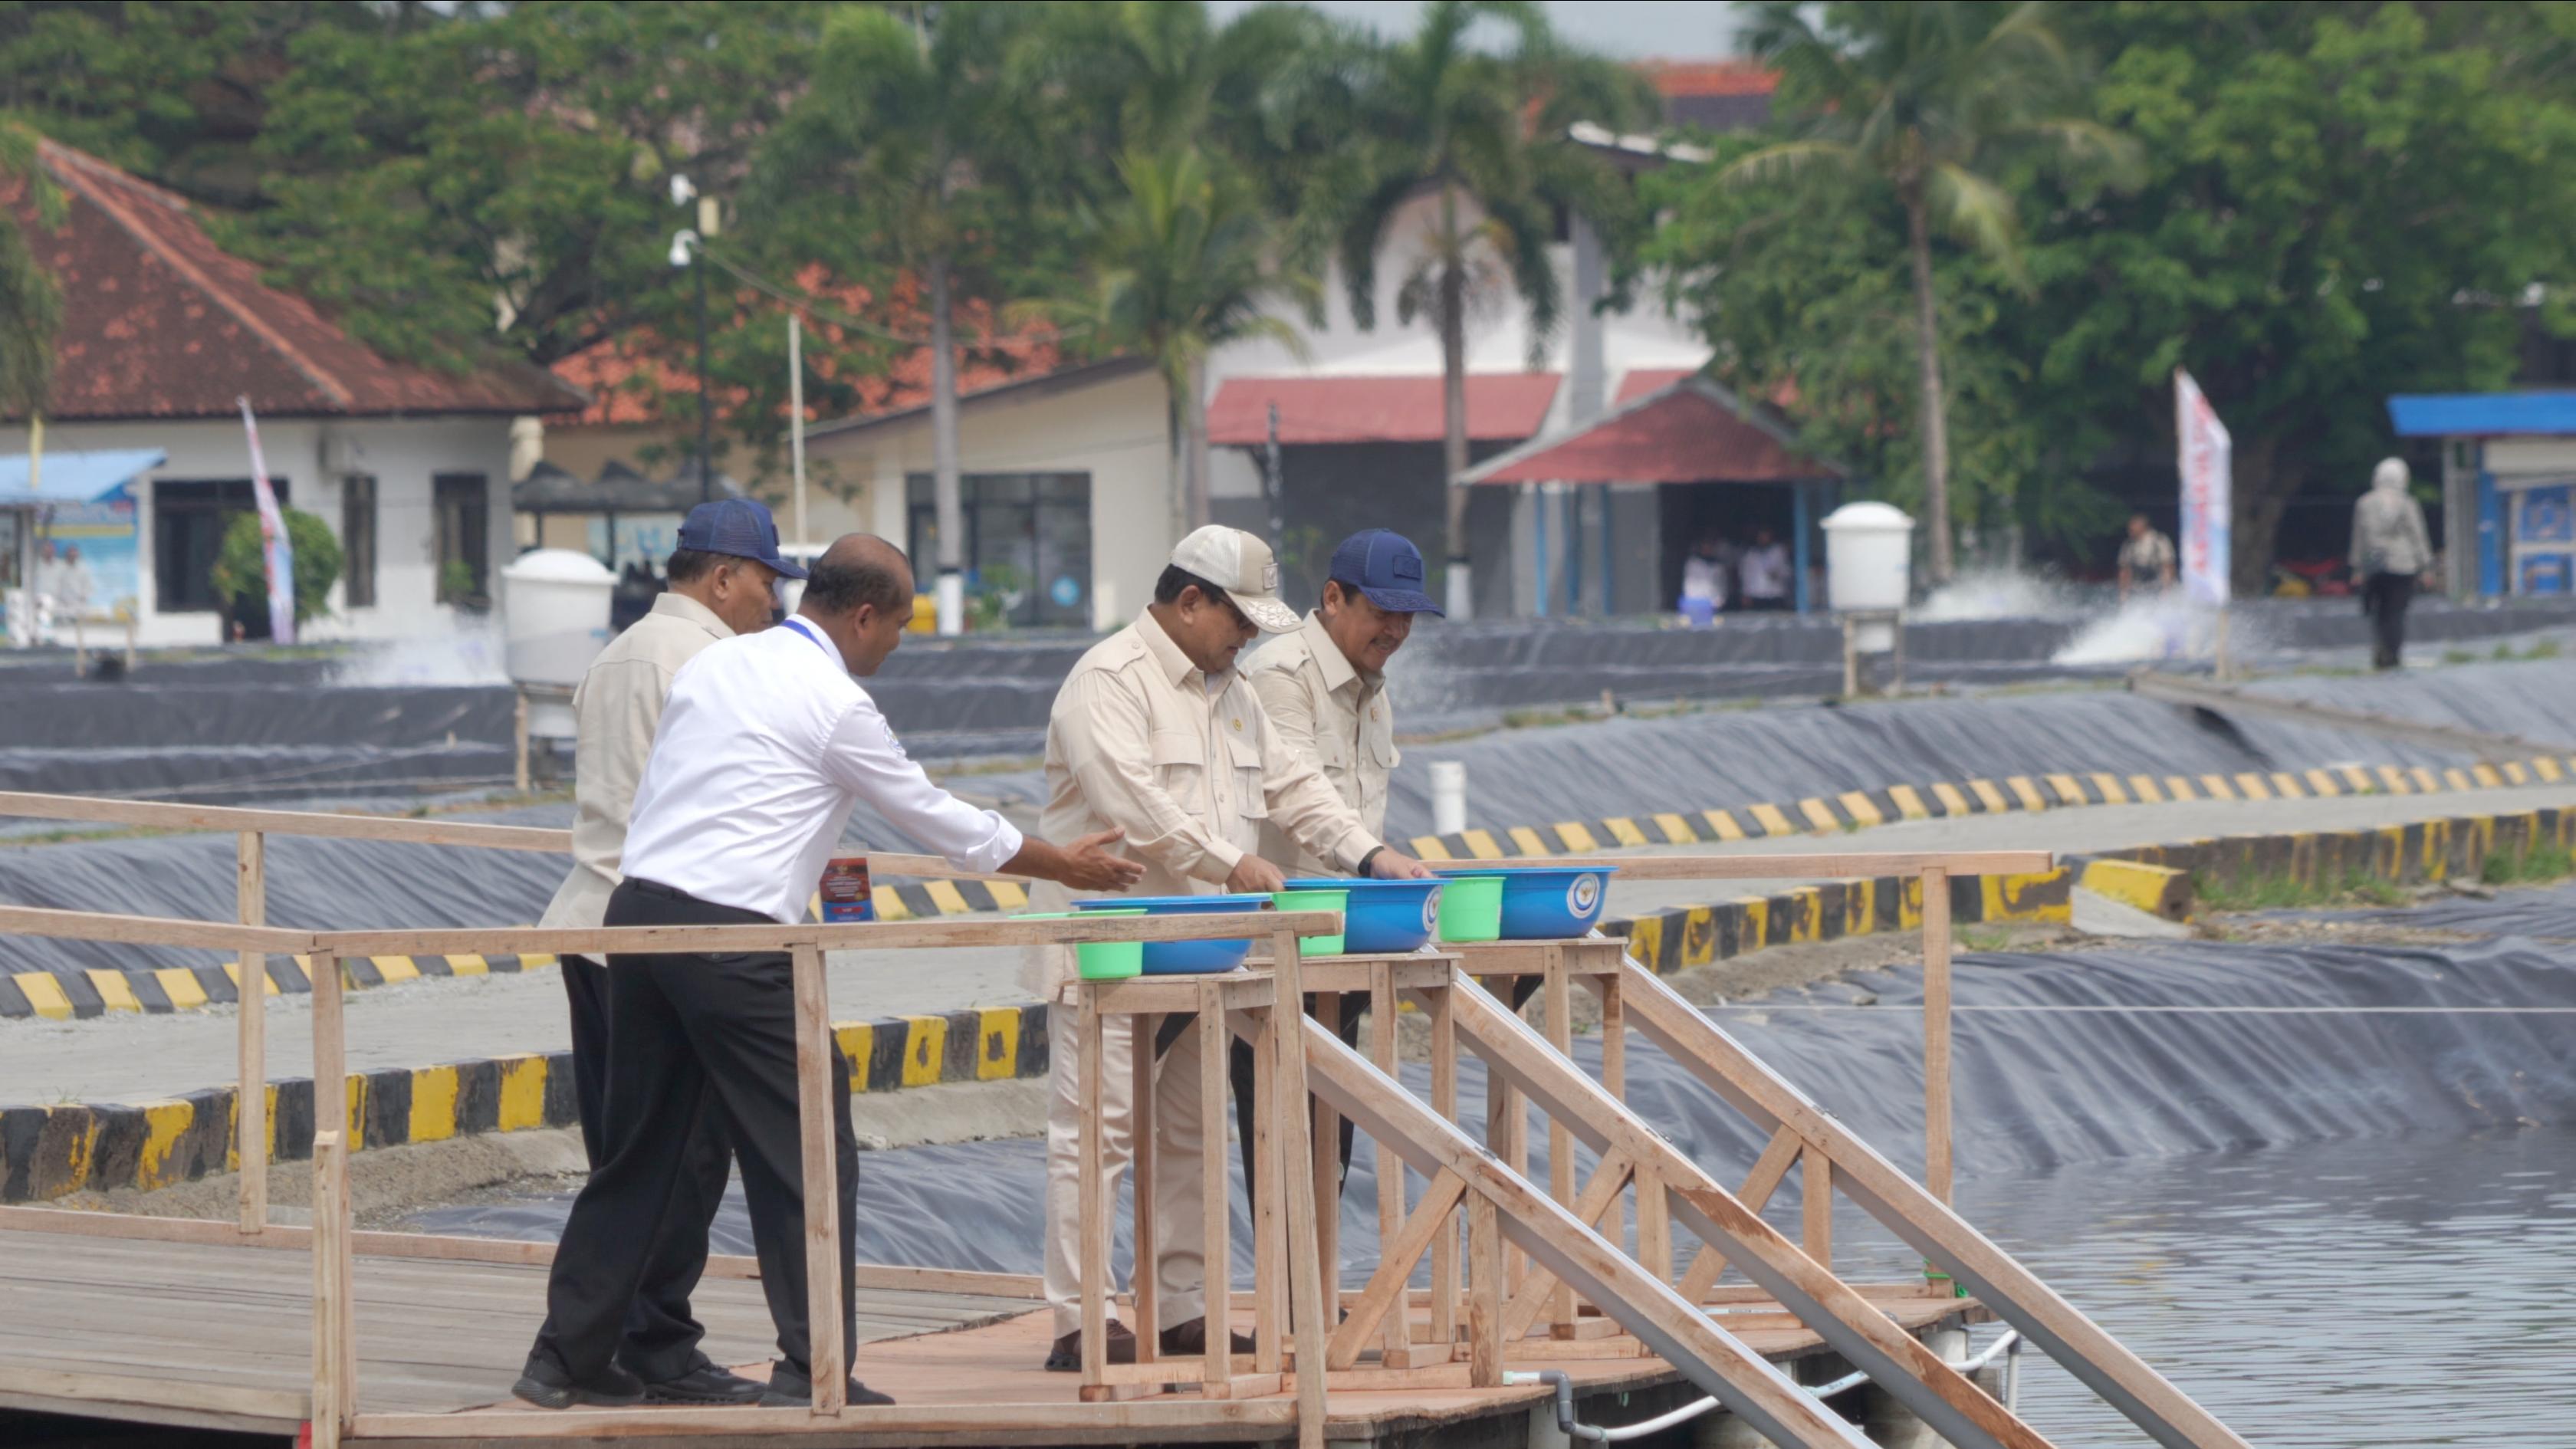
left=1462, top=375, right=1832, bottom=485
left=1615, top=366, right=1699, bottom=405
left=1637, top=60, right=1780, bottom=99
left=1205, top=373, right=1562, bottom=446
left=554, top=265, right=1057, bottom=429
left=9, top=140, right=583, bottom=422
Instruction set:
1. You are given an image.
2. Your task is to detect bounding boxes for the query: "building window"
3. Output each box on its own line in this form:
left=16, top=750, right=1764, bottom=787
left=905, top=472, right=1092, bottom=627
left=341, top=475, right=377, bottom=608
left=433, top=473, right=490, bottom=606
left=153, top=478, right=291, bottom=613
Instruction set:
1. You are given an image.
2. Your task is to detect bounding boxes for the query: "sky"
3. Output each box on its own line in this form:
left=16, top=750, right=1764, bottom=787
left=1205, top=0, right=1746, bottom=60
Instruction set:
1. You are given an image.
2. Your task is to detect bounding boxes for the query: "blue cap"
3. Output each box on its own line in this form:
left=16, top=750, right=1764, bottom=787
left=675, top=498, right=807, bottom=580
left=1328, top=529, right=1442, bottom=616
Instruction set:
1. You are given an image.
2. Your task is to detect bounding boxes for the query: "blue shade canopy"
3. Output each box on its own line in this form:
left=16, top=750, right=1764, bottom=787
left=0, top=449, right=165, bottom=504
left=2387, top=393, right=2576, bottom=438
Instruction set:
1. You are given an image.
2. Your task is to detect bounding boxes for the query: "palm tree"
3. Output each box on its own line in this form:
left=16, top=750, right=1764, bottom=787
left=1727, top=1, right=2135, bottom=584
left=1025, top=146, right=1317, bottom=540
left=1330, top=1, right=1652, bottom=618
left=756, top=3, right=1030, bottom=636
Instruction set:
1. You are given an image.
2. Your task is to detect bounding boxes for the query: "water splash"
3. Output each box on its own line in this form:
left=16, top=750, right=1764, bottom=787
left=327, top=619, right=509, bottom=686
left=1914, top=567, right=2088, bottom=622
left=2052, top=593, right=2244, bottom=665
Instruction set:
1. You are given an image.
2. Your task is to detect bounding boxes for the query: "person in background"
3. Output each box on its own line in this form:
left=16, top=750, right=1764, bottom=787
left=1677, top=534, right=1726, bottom=626
left=1737, top=527, right=1792, bottom=610
left=2117, top=513, right=2177, bottom=601
left=515, top=534, right=1141, bottom=1412
left=2351, top=457, right=2435, bottom=670
left=52, top=544, right=93, bottom=617
left=531, top=498, right=796, bottom=1407
left=1241, top=527, right=1441, bottom=1195
left=1030, top=524, right=1433, bottom=1372
left=30, top=538, right=59, bottom=639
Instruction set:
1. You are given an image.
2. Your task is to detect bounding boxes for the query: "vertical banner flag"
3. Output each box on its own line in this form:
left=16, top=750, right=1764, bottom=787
left=2175, top=369, right=2232, bottom=606
left=237, top=396, right=295, bottom=643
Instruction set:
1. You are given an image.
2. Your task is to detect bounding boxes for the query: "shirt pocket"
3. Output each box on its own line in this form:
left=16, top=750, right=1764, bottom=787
left=1225, top=732, right=1269, bottom=826
left=1365, top=723, right=1401, bottom=774
left=1148, top=731, right=1213, bottom=818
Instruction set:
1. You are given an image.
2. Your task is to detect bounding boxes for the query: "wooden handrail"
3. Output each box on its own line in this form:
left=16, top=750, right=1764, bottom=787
left=0, top=902, right=317, bottom=955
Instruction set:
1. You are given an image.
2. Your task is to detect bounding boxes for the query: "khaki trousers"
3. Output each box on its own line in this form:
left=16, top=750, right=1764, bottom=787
left=1042, top=990, right=1211, bottom=1339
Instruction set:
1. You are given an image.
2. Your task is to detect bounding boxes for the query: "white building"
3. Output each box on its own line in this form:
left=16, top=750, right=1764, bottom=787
left=6, top=140, right=581, bottom=648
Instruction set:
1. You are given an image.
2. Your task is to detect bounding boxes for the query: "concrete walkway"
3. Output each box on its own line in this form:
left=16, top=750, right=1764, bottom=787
left=6, top=782, right=2574, bottom=1108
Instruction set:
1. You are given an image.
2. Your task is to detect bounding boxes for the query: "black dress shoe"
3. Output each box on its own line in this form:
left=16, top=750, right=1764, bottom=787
left=1043, top=1319, right=1138, bottom=1371
left=760, top=1362, right=895, bottom=1408
left=1158, top=1317, right=1255, bottom=1356
left=640, top=1359, right=767, bottom=1406
left=511, top=1351, right=645, bottom=1410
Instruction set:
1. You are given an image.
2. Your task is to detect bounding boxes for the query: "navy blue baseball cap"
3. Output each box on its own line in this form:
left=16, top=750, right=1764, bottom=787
left=676, top=498, right=807, bottom=579
left=1328, top=529, right=1442, bottom=616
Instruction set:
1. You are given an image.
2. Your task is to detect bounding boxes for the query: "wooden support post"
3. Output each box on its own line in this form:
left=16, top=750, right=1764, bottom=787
left=791, top=942, right=843, bottom=1415
left=1427, top=981, right=1459, bottom=1353
left=1466, top=1191, right=1502, bottom=1388
left=236, top=830, right=267, bottom=1234
left=1543, top=948, right=1577, bottom=1336
left=512, top=689, right=531, bottom=795
left=1597, top=970, right=1625, bottom=1101
left=1802, top=1155, right=1833, bottom=1270
left=1247, top=1007, right=1283, bottom=1375
left=1131, top=1010, right=1159, bottom=1362
left=309, top=1129, right=352, bottom=1449
left=1268, top=928, right=1328, bottom=1449
left=1078, top=989, right=1109, bottom=1396
left=1310, top=991, right=1341, bottom=1293
left=1636, top=1157, right=1671, bottom=1284
left=310, top=948, right=346, bottom=1158
left=1921, top=866, right=1953, bottom=1203
left=1198, top=990, right=1230, bottom=1391
left=1368, top=962, right=1408, bottom=1361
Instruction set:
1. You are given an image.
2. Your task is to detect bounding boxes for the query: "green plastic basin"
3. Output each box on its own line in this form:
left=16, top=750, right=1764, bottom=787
left=1435, top=874, right=1505, bottom=943
left=1017, top=909, right=1148, bottom=981
left=1270, top=888, right=1348, bottom=955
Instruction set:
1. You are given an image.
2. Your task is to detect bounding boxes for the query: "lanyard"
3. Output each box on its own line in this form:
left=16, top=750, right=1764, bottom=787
left=786, top=616, right=840, bottom=666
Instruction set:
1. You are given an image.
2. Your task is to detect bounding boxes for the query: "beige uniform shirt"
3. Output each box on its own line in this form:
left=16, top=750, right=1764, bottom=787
left=1025, top=609, right=1380, bottom=998
left=1247, top=610, right=1399, bottom=874
left=538, top=592, right=734, bottom=932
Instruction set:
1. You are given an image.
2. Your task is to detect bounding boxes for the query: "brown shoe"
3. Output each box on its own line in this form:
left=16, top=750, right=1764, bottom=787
left=1043, top=1319, right=1136, bottom=1372
left=1157, top=1317, right=1255, bottom=1356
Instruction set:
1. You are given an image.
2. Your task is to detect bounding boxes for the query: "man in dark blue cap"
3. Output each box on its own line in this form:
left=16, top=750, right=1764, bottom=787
left=532, top=496, right=805, bottom=1407
left=1237, top=527, right=1443, bottom=1187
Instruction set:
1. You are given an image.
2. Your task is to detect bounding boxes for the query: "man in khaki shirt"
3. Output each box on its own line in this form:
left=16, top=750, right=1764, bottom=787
left=534, top=498, right=796, bottom=1405
left=1030, top=525, right=1432, bottom=1369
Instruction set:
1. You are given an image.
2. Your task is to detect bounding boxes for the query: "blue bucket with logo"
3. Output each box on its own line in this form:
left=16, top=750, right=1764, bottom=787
left=1071, top=894, right=1269, bottom=974
left=1454, top=866, right=1617, bottom=940
left=1286, top=878, right=1442, bottom=955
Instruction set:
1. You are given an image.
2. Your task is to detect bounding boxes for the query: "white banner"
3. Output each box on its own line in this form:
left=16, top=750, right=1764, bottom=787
left=2175, top=368, right=2232, bottom=606
left=238, top=396, right=295, bottom=644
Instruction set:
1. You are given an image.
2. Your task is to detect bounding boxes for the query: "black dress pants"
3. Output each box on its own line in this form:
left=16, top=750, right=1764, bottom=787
left=2363, top=570, right=2415, bottom=670
left=559, top=951, right=738, bottom=1382
left=537, top=879, right=858, bottom=1383
left=1227, top=994, right=1362, bottom=1199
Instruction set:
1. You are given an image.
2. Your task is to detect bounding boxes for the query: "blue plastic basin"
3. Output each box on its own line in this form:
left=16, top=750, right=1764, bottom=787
left=1434, top=865, right=1618, bottom=940
left=1286, top=878, right=1442, bottom=955
left=1071, top=894, right=1268, bottom=974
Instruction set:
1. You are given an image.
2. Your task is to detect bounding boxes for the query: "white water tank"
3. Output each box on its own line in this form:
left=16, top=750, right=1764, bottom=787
left=1822, top=501, right=1914, bottom=652
left=501, top=549, right=615, bottom=718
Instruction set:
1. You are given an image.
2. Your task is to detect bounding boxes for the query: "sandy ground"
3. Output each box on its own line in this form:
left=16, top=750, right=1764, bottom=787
left=8, top=782, right=2574, bottom=1109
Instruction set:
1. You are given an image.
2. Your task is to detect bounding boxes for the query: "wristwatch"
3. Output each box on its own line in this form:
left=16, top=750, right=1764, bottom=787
left=1355, top=846, right=1385, bottom=878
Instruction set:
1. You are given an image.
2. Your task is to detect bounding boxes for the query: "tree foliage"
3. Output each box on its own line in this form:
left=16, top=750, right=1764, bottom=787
left=211, top=507, right=343, bottom=628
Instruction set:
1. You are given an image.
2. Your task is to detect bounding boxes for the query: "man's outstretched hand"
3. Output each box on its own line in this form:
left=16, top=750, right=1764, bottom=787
left=1053, top=830, right=1145, bottom=892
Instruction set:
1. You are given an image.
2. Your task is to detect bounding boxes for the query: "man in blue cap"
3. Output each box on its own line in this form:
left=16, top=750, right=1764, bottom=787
left=533, top=496, right=803, bottom=1407
left=1237, top=527, right=1443, bottom=1185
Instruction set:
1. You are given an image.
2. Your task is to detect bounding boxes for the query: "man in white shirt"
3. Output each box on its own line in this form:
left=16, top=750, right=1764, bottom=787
left=1738, top=526, right=1792, bottom=610
left=517, top=534, right=1142, bottom=1412
left=535, top=498, right=794, bottom=1406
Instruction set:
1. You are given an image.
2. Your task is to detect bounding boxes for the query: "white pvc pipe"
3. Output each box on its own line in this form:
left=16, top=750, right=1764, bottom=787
left=1430, top=761, right=1468, bottom=836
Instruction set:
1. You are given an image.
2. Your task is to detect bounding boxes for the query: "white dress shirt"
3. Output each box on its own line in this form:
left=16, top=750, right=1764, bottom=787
left=621, top=614, right=1024, bottom=924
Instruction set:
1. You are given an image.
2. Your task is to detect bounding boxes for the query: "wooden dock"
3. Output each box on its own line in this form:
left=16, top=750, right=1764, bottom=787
left=0, top=1217, right=1983, bottom=1446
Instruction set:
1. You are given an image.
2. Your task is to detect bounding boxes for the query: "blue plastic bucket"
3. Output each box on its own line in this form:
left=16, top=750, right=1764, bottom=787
left=1434, top=866, right=1618, bottom=940
left=1286, top=878, right=1441, bottom=955
left=1071, top=894, right=1268, bottom=974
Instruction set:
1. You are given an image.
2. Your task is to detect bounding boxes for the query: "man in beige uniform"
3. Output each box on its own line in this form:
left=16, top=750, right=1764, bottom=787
left=1031, top=525, right=1432, bottom=1369
left=534, top=498, right=797, bottom=1405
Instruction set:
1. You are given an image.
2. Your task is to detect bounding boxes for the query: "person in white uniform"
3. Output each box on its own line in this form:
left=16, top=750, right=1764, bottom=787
left=515, top=534, right=1141, bottom=1412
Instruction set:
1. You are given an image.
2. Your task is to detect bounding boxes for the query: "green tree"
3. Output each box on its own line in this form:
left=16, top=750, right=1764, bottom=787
left=2013, top=2, right=2576, bottom=593
left=1026, top=146, right=1319, bottom=538
left=757, top=2, right=1040, bottom=636
left=1327, top=0, right=1654, bottom=616
left=0, top=123, right=67, bottom=425
left=210, top=507, right=343, bottom=630
left=1725, top=1, right=2136, bottom=583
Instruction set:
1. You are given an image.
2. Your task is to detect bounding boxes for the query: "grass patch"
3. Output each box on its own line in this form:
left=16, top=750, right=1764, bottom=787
left=2481, top=840, right=2576, bottom=886
left=2196, top=866, right=2409, bottom=912
left=1957, top=926, right=2016, bottom=952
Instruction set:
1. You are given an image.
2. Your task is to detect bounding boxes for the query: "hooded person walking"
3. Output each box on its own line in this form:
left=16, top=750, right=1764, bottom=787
left=2351, top=458, right=2435, bottom=670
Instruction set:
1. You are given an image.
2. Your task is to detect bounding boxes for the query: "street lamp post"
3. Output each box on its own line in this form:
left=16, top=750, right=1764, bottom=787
left=669, top=175, right=718, bottom=503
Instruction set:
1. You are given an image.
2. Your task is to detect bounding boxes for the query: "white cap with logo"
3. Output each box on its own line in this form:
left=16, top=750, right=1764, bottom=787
left=1169, top=525, right=1300, bottom=633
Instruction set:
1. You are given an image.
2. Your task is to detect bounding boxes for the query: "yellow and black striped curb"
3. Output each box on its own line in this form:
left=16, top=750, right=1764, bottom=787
left=0, top=949, right=558, bottom=1022
left=1406, top=753, right=2576, bottom=863
left=0, top=1001, right=1055, bottom=1204
left=2082, top=804, right=2573, bottom=903
left=1608, top=864, right=2078, bottom=973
